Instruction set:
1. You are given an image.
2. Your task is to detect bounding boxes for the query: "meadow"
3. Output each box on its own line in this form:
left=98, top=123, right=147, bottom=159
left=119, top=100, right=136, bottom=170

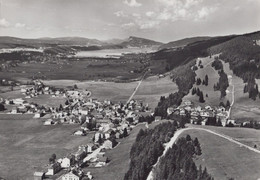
left=182, top=56, right=224, bottom=107
left=181, top=127, right=260, bottom=180
left=192, top=125, right=260, bottom=150
left=133, top=75, right=178, bottom=110
left=0, top=117, right=93, bottom=180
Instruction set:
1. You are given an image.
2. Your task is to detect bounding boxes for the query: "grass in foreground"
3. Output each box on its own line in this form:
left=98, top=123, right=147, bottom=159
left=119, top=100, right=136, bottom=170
left=181, top=128, right=260, bottom=180
left=0, top=117, right=93, bottom=180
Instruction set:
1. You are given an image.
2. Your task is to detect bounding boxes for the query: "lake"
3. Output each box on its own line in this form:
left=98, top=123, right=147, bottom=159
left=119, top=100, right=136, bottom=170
left=73, top=47, right=156, bottom=58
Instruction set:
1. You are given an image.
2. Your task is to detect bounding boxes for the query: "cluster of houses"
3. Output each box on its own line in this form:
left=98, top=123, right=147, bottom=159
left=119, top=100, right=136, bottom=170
left=167, top=100, right=237, bottom=126
left=20, top=80, right=65, bottom=99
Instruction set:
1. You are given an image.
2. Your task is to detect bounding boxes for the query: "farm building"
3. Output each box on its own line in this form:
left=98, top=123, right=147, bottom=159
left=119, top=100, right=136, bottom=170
left=33, top=172, right=44, bottom=180
left=61, top=171, right=81, bottom=180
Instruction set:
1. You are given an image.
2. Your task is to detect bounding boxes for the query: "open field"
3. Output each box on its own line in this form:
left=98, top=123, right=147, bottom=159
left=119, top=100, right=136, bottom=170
left=189, top=125, right=260, bottom=150
left=44, top=79, right=139, bottom=103
left=133, top=75, right=178, bottom=109
left=44, top=75, right=178, bottom=107
left=181, top=127, right=260, bottom=180
left=85, top=123, right=146, bottom=180
left=0, top=117, right=93, bottom=180
left=0, top=89, right=66, bottom=108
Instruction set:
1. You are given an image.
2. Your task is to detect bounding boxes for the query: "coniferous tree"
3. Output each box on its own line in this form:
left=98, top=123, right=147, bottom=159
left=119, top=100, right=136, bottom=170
left=199, top=91, right=205, bottom=103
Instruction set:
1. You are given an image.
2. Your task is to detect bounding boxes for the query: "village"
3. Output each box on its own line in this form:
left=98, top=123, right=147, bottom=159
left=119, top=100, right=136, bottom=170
left=0, top=80, right=152, bottom=180
left=167, top=99, right=239, bottom=127
left=0, top=79, right=257, bottom=180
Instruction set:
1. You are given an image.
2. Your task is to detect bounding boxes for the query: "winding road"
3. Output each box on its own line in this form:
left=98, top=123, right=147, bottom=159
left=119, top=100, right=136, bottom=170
left=146, top=127, right=260, bottom=180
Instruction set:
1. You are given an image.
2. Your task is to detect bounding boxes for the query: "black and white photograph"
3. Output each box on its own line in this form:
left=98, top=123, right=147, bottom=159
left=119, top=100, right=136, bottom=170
left=0, top=0, right=260, bottom=179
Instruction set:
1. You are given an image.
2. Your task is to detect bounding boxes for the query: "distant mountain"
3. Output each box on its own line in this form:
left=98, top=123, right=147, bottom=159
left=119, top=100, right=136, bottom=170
left=119, top=36, right=163, bottom=48
left=0, top=36, right=107, bottom=49
left=104, top=38, right=126, bottom=45
left=159, top=36, right=212, bottom=50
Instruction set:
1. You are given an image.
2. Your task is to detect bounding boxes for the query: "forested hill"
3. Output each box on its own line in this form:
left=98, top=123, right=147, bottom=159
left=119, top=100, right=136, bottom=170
left=153, top=30, right=260, bottom=117
left=119, top=36, right=163, bottom=48
left=158, top=36, right=212, bottom=50
left=210, top=31, right=260, bottom=80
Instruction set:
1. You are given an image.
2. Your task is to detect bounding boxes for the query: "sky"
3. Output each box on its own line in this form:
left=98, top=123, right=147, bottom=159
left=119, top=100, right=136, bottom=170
left=0, top=0, right=259, bottom=42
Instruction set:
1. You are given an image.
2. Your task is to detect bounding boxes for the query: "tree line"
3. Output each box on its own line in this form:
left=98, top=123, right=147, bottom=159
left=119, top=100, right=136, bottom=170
left=124, top=122, right=178, bottom=180
left=153, top=135, right=213, bottom=180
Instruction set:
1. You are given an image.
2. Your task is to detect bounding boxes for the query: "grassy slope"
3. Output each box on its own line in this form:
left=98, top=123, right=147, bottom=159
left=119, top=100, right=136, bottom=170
left=181, top=128, right=260, bottom=180
left=221, top=59, right=260, bottom=121
left=0, top=117, right=93, bottom=180
left=190, top=125, right=260, bottom=150
left=182, top=55, right=260, bottom=122
left=182, top=56, right=225, bottom=107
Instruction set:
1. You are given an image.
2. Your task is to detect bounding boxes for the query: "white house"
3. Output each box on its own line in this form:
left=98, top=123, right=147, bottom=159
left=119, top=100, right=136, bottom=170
left=13, top=98, right=25, bottom=105
left=62, top=171, right=80, bottom=180
left=44, top=119, right=53, bottom=126
left=61, top=155, right=75, bottom=168
left=167, top=107, right=174, bottom=115
left=103, top=139, right=113, bottom=149
left=46, top=162, right=61, bottom=176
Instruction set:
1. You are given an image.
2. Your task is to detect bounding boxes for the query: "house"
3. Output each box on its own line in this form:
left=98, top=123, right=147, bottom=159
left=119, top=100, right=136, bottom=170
left=103, top=139, right=113, bottom=149
left=11, top=108, right=18, bottom=114
left=13, top=98, right=24, bottom=105
left=61, top=155, right=75, bottom=168
left=205, top=105, right=213, bottom=111
left=180, top=109, right=186, bottom=116
left=33, top=172, right=44, bottom=180
left=167, top=107, right=174, bottom=115
left=94, top=132, right=104, bottom=142
left=46, top=162, right=61, bottom=176
left=74, top=130, right=85, bottom=136
left=44, top=119, right=54, bottom=126
left=95, top=156, right=108, bottom=167
left=86, top=143, right=94, bottom=153
left=155, top=116, right=162, bottom=122
left=61, top=171, right=81, bottom=180
left=183, top=100, right=192, bottom=106
left=34, top=112, right=42, bottom=118
left=74, top=148, right=86, bottom=161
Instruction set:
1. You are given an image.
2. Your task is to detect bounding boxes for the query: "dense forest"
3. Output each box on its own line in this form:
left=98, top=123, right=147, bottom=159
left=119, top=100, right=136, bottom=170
left=124, top=122, right=178, bottom=180
left=153, top=135, right=214, bottom=180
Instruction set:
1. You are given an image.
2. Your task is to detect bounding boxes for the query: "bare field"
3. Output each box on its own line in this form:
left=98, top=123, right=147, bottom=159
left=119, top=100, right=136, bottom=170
left=181, top=128, right=260, bottom=180
left=0, top=117, right=93, bottom=180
